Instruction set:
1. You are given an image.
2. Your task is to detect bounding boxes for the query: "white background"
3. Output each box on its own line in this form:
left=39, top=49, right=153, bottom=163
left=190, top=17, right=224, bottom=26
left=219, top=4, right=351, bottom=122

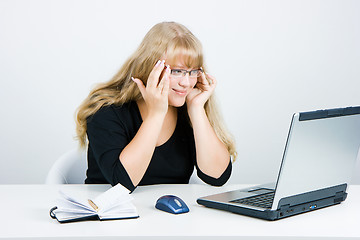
left=0, top=0, right=359, bottom=184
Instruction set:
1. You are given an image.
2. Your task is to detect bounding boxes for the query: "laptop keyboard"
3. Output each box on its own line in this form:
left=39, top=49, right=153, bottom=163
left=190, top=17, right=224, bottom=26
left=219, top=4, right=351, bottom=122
left=230, top=191, right=275, bottom=209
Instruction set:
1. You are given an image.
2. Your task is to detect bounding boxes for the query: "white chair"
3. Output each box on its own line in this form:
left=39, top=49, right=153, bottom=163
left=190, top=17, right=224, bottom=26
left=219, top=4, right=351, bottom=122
left=189, top=169, right=205, bottom=184
left=46, top=148, right=87, bottom=184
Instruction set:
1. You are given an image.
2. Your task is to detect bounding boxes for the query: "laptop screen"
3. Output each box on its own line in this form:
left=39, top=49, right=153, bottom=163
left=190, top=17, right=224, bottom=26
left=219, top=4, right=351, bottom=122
left=272, top=107, right=360, bottom=210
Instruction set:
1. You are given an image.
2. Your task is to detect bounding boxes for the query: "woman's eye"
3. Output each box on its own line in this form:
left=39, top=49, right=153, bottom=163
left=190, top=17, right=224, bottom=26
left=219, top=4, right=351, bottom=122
left=189, top=70, right=199, bottom=76
left=171, top=69, right=183, bottom=75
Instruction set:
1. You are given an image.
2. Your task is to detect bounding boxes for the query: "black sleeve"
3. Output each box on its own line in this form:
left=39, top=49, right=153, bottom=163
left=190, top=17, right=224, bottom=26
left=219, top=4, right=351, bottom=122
left=195, top=159, right=232, bottom=186
left=86, top=106, right=136, bottom=191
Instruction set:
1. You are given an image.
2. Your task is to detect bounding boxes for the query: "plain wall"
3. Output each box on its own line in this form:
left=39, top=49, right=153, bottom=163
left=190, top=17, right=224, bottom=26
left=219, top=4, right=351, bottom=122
left=0, top=0, right=359, bottom=184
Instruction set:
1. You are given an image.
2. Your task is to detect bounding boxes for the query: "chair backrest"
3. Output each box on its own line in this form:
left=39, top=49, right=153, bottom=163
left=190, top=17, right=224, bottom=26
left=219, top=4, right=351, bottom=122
left=45, top=149, right=87, bottom=184
left=188, top=169, right=206, bottom=185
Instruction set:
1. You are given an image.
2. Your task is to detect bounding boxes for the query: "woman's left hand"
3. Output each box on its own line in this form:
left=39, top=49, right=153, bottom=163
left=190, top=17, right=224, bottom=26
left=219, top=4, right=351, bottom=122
left=186, top=71, right=217, bottom=114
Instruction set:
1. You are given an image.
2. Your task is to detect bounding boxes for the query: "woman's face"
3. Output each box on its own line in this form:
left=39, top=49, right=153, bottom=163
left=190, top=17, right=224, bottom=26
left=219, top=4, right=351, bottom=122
left=167, top=60, right=198, bottom=107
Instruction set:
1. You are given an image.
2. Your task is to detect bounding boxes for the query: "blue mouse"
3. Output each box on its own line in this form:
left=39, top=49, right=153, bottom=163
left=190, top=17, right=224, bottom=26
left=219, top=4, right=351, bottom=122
left=155, top=195, right=189, bottom=214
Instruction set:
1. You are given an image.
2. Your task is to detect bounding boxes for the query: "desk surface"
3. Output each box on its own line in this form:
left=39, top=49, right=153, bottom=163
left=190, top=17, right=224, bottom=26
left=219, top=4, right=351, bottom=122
left=0, top=184, right=359, bottom=239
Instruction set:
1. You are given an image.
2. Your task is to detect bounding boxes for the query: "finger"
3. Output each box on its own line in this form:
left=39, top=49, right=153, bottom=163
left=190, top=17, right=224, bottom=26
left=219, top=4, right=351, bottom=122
left=205, top=72, right=217, bottom=86
left=158, top=65, right=170, bottom=88
left=198, top=71, right=210, bottom=86
left=132, top=77, right=146, bottom=98
left=194, top=73, right=209, bottom=91
left=161, top=66, right=171, bottom=95
left=147, top=60, right=166, bottom=89
left=194, top=82, right=207, bottom=91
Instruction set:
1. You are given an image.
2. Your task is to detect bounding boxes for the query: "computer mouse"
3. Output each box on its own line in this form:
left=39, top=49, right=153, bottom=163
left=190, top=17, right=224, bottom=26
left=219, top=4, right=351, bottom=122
left=155, top=195, right=189, bottom=214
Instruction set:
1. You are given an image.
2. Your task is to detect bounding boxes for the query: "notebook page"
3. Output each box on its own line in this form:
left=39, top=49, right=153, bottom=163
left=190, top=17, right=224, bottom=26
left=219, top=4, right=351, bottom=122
left=58, top=190, right=93, bottom=212
left=93, top=184, right=132, bottom=212
left=55, top=198, right=94, bottom=213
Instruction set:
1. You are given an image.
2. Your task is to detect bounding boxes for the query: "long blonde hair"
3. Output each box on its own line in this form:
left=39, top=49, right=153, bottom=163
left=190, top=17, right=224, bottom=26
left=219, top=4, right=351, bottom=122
left=75, top=22, right=237, bottom=160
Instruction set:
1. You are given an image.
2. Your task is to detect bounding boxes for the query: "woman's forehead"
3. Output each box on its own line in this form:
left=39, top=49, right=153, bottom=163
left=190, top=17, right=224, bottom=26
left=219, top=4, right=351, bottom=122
left=166, top=57, right=186, bottom=67
left=165, top=54, right=200, bottom=68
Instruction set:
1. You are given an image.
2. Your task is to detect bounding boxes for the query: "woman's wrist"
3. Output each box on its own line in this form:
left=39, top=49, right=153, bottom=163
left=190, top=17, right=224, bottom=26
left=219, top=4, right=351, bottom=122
left=144, top=111, right=166, bottom=127
left=187, top=105, right=206, bottom=123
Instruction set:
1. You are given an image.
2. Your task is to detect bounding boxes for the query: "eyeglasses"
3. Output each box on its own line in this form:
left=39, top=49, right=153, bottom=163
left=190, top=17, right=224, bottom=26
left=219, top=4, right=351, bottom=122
left=170, top=68, right=203, bottom=78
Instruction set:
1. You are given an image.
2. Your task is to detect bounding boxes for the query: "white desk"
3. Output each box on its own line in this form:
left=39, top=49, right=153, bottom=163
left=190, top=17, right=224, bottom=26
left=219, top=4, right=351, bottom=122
left=0, top=184, right=359, bottom=239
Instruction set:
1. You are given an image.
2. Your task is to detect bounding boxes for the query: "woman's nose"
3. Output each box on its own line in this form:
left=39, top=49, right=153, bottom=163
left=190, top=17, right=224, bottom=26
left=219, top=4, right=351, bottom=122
left=179, top=75, right=191, bottom=87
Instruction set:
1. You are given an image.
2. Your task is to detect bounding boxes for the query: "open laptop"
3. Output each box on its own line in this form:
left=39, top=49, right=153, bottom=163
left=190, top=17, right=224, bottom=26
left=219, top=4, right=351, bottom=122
left=197, top=106, right=360, bottom=220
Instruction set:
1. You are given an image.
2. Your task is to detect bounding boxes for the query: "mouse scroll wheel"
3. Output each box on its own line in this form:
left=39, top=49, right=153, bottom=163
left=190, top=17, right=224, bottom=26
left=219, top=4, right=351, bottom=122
left=174, top=199, right=182, bottom=207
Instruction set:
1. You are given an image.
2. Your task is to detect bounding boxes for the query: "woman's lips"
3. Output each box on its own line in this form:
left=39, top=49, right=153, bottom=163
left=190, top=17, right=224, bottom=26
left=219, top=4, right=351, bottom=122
left=172, top=89, right=187, bottom=96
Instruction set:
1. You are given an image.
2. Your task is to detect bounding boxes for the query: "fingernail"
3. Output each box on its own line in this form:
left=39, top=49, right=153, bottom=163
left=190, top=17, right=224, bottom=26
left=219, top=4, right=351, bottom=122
left=155, top=60, right=161, bottom=67
left=161, top=60, right=165, bottom=65
left=131, top=77, right=135, bottom=81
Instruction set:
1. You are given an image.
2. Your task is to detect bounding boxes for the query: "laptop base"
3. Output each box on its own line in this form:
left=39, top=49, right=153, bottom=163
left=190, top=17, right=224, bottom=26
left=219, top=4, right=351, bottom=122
left=197, top=184, right=347, bottom=221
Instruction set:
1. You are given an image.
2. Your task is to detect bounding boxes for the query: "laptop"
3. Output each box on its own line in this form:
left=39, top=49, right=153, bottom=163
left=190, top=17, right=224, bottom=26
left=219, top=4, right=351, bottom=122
left=197, top=106, right=360, bottom=220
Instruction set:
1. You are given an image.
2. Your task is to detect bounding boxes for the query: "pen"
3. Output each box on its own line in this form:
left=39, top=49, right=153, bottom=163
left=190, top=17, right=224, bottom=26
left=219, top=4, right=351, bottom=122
left=88, top=199, right=99, bottom=212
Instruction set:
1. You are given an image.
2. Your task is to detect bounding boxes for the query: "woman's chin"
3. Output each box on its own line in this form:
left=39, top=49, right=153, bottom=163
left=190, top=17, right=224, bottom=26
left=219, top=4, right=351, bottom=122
left=168, top=96, right=186, bottom=107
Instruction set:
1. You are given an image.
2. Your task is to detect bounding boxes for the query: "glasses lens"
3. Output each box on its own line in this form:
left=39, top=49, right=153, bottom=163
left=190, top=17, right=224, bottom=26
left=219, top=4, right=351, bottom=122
left=189, top=70, right=201, bottom=77
left=171, top=69, right=185, bottom=77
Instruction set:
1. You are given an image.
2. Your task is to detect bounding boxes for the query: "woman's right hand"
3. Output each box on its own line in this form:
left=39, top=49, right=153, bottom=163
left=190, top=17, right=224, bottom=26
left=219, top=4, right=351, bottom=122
left=132, top=60, right=170, bottom=117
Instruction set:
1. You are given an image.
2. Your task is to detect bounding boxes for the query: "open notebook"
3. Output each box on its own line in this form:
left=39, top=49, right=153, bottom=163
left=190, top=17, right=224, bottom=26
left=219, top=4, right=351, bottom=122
left=50, top=184, right=138, bottom=223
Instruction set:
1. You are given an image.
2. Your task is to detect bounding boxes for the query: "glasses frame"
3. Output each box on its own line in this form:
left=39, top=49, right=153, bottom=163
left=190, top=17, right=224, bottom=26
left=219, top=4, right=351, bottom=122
left=170, top=68, right=204, bottom=78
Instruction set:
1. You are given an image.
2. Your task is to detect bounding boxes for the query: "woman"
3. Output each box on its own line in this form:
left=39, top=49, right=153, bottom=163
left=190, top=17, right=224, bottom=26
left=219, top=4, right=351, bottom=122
left=76, top=22, right=237, bottom=192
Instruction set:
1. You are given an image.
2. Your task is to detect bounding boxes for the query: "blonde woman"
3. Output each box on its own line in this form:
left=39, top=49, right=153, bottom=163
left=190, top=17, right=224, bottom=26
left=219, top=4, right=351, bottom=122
left=76, top=22, right=237, bottom=191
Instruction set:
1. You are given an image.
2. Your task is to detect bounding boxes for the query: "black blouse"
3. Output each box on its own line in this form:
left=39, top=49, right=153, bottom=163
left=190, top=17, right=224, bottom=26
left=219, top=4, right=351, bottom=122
left=85, top=101, right=231, bottom=191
